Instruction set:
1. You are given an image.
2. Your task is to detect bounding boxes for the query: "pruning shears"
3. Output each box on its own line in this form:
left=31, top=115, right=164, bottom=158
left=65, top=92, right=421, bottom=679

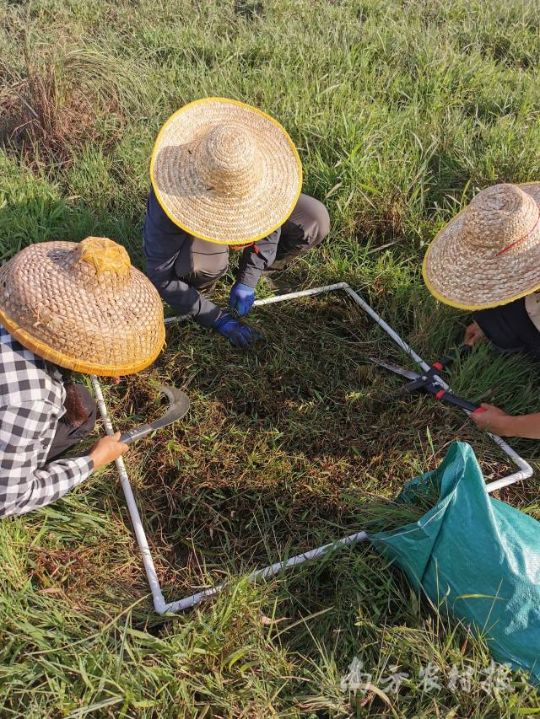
left=369, top=346, right=486, bottom=414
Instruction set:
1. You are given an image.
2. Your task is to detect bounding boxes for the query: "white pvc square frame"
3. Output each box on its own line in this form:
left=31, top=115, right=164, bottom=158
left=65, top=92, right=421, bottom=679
left=91, top=283, right=533, bottom=614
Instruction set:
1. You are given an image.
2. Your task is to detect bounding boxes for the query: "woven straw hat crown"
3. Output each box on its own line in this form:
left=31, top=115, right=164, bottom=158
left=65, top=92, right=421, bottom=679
left=150, top=98, right=302, bottom=245
left=197, top=125, right=263, bottom=199
left=0, top=237, right=165, bottom=376
left=423, top=182, right=540, bottom=310
left=461, top=184, right=539, bottom=253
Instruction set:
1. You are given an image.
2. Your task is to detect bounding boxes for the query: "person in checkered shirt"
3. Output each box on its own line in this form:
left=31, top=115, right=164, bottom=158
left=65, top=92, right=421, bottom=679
left=0, top=236, right=165, bottom=518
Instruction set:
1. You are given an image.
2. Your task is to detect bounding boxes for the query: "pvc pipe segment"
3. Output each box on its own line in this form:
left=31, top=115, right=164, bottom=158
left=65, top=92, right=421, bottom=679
left=94, top=283, right=534, bottom=614
left=91, top=376, right=168, bottom=613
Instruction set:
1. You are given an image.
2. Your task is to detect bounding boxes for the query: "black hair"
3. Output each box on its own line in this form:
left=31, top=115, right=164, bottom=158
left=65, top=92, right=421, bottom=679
left=59, top=368, right=88, bottom=426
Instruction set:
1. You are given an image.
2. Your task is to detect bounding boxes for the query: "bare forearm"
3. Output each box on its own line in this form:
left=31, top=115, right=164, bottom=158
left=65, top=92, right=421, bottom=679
left=472, top=404, right=540, bottom=438
left=503, top=413, right=540, bottom=439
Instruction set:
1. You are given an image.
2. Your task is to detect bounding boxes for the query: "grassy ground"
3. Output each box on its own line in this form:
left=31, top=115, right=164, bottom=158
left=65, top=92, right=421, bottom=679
left=2, top=0, right=540, bottom=715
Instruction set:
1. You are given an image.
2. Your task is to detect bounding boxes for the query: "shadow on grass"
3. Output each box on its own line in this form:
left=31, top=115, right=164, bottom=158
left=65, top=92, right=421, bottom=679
left=96, top=294, right=540, bottom=619
left=6, top=196, right=539, bottom=635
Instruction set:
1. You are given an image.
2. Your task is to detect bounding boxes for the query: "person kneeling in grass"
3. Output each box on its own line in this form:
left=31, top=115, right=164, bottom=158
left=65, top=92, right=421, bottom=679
left=423, top=182, right=540, bottom=439
left=0, top=237, right=165, bottom=518
left=143, top=97, right=330, bottom=347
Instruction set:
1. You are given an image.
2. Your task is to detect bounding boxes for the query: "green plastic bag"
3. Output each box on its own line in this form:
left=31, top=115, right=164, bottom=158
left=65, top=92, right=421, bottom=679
left=370, top=442, right=540, bottom=685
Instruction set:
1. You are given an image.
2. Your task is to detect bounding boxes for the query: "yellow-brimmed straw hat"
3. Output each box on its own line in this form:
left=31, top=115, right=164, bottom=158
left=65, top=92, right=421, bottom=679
left=423, top=183, right=540, bottom=310
left=0, top=237, right=165, bottom=377
left=150, top=97, right=303, bottom=245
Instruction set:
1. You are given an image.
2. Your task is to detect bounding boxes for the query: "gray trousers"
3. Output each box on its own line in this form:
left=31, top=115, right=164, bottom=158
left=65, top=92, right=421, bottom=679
left=181, top=193, right=330, bottom=291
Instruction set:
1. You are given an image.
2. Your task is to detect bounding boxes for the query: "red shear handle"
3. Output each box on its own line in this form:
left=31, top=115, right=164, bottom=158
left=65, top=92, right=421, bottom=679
left=434, top=390, right=485, bottom=413
left=431, top=344, right=472, bottom=373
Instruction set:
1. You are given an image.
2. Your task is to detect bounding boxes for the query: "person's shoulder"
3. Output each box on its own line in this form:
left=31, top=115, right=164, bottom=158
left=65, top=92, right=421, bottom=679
left=0, top=324, right=42, bottom=365
left=0, top=327, right=64, bottom=409
left=145, top=186, right=187, bottom=237
left=146, top=186, right=168, bottom=220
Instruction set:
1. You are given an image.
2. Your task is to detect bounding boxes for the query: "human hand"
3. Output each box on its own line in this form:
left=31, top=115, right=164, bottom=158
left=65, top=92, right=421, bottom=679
left=229, top=282, right=255, bottom=317
left=213, top=311, right=263, bottom=348
left=471, top=404, right=512, bottom=436
left=464, top=322, right=485, bottom=347
left=89, top=432, right=129, bottom=470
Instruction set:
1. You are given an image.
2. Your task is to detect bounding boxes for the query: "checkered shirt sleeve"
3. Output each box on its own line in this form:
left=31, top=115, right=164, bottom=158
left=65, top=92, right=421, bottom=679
left=0, top=402, right=93, bottom=517
left=0, top=400, right=94, bottom=518
left=0, top=326, right=94, bottom=519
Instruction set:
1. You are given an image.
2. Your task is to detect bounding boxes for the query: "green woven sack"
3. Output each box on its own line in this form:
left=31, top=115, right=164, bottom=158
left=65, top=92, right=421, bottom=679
left=370, top=442, right=540, bottom=684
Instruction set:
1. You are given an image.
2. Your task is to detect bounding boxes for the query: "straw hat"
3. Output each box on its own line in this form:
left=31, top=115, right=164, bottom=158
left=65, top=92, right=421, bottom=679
left=0, top=237, right=165, bottom=376
left=423, top=183, right=540, bottom=310
left=150, top=97, right=303, bottom=245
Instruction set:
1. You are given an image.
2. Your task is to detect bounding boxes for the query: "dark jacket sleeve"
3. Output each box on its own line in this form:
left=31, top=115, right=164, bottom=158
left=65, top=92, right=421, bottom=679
left=236, top=228, right=281, bottom=287
left=143, top=189, right=221, bottom=327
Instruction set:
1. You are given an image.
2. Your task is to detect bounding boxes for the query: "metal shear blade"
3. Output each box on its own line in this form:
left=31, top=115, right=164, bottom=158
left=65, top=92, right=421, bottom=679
left=368, top=357, right=421, bottom=381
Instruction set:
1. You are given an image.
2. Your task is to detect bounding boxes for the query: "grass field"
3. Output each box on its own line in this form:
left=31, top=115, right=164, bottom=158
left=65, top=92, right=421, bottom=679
left=2, top=0, right=540, bottom=715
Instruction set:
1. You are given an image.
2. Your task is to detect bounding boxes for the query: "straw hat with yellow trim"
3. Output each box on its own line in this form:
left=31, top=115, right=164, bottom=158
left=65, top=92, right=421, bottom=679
left=0, top=237, right=165, bottom=377
left=423, top=182, right=540, bottom=310
left=150, top=97, right=303, bottom=245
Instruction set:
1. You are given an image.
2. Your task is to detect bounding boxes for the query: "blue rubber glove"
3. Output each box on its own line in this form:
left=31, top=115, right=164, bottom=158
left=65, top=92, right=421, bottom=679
left=229, top=282, right=255, bottom=317
left=213, top=312, right=263, bottom=348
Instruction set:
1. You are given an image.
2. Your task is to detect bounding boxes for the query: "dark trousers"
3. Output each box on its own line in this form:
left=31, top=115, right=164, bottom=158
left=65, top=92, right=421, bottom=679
left=183, top=193, right=330, bottom=291
left=474, top=298, right=540, bottom=360
left=46, top=385, right=97, bottom=462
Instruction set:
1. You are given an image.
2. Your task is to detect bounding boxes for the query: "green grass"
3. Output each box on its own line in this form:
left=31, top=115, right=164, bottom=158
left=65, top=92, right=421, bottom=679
left=2, top=0, right=540, bottom=715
